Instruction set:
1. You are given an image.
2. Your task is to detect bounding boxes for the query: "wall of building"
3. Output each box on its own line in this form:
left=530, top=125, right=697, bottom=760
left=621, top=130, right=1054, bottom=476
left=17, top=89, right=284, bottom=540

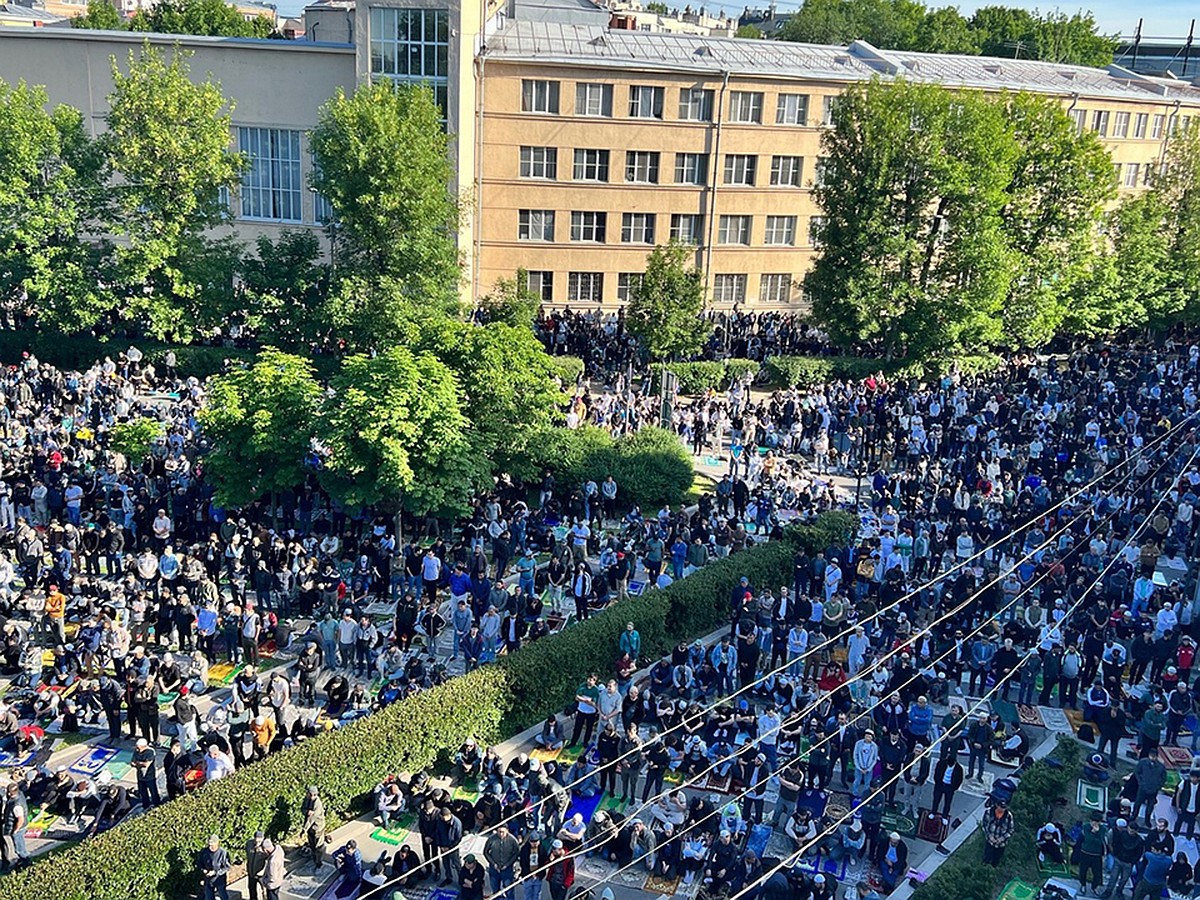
left=0, top=27, right=356, bottom=244
left=476, top=57, right=1199, bottom=309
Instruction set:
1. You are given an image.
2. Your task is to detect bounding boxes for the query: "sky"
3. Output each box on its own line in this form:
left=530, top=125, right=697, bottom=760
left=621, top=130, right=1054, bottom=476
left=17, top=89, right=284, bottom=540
left=275, top=0, right=1196, bottom=39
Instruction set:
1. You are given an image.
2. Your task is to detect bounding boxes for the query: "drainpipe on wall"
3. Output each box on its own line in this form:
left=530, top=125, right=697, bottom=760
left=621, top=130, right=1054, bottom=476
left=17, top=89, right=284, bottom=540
left=703, top=69, right=730, bottom=306
left=473, top=48, right=487, bottom=309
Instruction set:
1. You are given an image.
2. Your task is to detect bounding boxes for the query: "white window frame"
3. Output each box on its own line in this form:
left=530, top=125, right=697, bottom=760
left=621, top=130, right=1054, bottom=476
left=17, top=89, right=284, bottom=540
left=723, top=154, right=757, bottom=186
left=770, top=155, right=803, bottom=187
left=1134, top=113, right=1148, bottom=139
left=617, top=272, right=644, bottom=302
left=679, top=88, right=714, bottom=122
left=526, top=270, right=553, bottom=302
left=717, top=215, right=751, bottom=245
left=1152, top=114, right=1165, bottom=139
left=674, top=153, right=708, bottom=185
left=1113, top=111, right=1130, bottom=139
left=518, top=209, right=555, bottom=242
left=625, top=151, right=660, bottom=184
left=237, top=126, right=303, bottom=223
left=621, top=212, right=655, bottom=244
left=575, top=82, right=613, bottom=117
left=760, top=274, right=792, bottom=303
left=1123, top=162, right=1140, bottom=188
left=628, top=85, right=664, bottom=119
left=764, top=215, right=797, bottom=246
left=568, top=272, right=603, bottom=303
left=728, top=91, right=763, bottom=124
left=522, top=79, right=560, bottom=114
left=519, top=146, right=557, bottom=180
left=713, top=274, right=747, bottom=304
left=1092, top=110, right=1110, bottom=137
left=776, top=93, right=809, bottom=126
left=809, top=215, right=827, bottom=247
left=573, top=149, right=610, bottom=182
left=570, top=211, right=607, bottom=243
left=670, top=213, right=703, bottom=244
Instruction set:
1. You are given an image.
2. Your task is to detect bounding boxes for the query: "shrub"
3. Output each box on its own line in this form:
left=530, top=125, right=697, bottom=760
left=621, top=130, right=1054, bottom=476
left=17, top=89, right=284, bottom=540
left=786, top=510, right=857, bottom=555
left=610, top=426, right=694, bottom=509
left=107, top=419, right=166, bottom=461
left=764, top=356, right=836, bottom=388
left=548, top=355, right=585, bottom=387
left=523, top=426, right=616, bottom=487
left=653, top=361, right=727, bottom=395
left=723, top=358, right=761, bottom=385
left=0, top=669, right=510, bottom=900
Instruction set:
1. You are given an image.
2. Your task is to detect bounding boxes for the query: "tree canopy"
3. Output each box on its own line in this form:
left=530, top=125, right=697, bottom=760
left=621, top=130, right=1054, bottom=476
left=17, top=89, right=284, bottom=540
left=73, top=0, right=275, bottom=36
left=777, top=0, right=1116, bottom=66
left=625, top=243, right=711, bottom=361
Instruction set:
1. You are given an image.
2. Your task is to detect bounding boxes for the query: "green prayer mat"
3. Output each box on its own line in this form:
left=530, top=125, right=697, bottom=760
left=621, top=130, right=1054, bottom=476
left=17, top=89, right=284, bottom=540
left=1038, top=858, right=1072, bottom=876
left=157, top=692, right=179, bottom=707
left=1076, top=780, right=1107, bottom=811
left=370, top=826, right=410, bottom=846
left=600, top=795, right=627, bottom=813
left=991, top=699, right=1018, bottom=724
left=453, top=785, right=480, bottom=803
left=703, top=456, right=722, bottom=467
left=998, top=879, right=1039, bottom=900
left=880, top=808, right=917, bottom=838
left=558, top=745, right=583, bottom=765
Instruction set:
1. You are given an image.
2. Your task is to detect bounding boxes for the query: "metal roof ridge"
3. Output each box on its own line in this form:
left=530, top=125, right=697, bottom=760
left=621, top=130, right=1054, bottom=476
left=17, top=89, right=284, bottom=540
left=848, top=38, right=907, bottom=76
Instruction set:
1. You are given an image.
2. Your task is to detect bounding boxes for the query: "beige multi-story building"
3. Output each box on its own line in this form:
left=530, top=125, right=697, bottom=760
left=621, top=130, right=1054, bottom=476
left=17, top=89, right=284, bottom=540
left=474, top=22, right=1200, bottom=307
left=2, top=8, right=1200, bottom=308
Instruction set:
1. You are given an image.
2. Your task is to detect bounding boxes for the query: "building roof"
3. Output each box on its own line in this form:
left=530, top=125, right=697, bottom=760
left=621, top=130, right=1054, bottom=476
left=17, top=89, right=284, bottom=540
left=485, top=21, right=1200, bottom=102
left=0, top=22, right=352, bottom=48
left=0, top=2, right=63, bottom=22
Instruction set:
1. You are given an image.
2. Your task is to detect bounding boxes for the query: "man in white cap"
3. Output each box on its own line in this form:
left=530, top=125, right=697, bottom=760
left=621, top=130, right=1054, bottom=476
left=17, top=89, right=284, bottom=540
left=879, top=831, right=908, bottom=892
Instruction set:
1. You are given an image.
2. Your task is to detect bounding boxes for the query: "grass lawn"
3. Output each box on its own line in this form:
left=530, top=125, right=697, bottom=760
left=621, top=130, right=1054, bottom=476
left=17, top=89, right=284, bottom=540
left=684, top=471, right=718, bottom=506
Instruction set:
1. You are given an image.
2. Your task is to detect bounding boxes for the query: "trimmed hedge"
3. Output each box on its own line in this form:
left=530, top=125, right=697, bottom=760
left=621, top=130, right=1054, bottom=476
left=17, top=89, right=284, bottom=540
left=0, top=669, right=509, bottom=900
left=764, top=353, right=1004, bottom=389
left=497, top=509, right=856, bottom=731
left=652, top=358, right=762, bottom=395
left=5, top=510, right=853, bottom=899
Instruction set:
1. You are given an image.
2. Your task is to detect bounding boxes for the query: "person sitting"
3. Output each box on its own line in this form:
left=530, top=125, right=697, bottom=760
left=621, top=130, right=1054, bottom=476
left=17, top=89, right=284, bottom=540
left=586, top=809, right=620, bottom=860
left=375, top=779, right=405, bottom=829
left=996, top=724, right=1029, bottom=765
left=324, top=673, right=350, bottom=716
left=1036, top=822, right=1064, bottom=864
left=330, top=839, right=364, bottom=898
left=1082, top=752, right=1112, bottom=786
left=878, top=831, right=909, bottom=892
left=786, top=807, right=819, bottom=856
left=89, top=779, right=131, bottom=836
left=389, top=843, right=423, bottom=889
left=826, top=819, right=867, bottom=861
left=557, top=813, right=586, bottom=852
left=535, top=715, right=564, bottom=751
left=565, top=756, right=600, bottom=799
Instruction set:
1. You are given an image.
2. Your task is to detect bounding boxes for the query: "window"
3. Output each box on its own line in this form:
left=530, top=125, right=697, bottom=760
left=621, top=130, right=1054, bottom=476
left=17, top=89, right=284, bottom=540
left=1124, top=162, right=1141, bottom=188
left=1091, top=110, right=1110, bottom=137
left=822, top=95, right=837, bottom=125
left=1152, top=114, right=1165, bottom=139
left=813, top=157, right=828, bottom=187
left=625, top=151, right=660, bottom=184
left=760, top=273, right=792, bottom=303
left=764, top=215, right=796, bottom=246
left=628, top=85, right=664, bottom=119
left=237, top=127, right=302, bottom=222
left=770, top=155, right=803, bottom=187
left=526, top=270, right=553, bottom=302
left=369, top=8, right=450, bottom=111
left=713, top=274, right=747, bottom=304
left=522, top=79, right=560, bottom=114
left=519, top=146, right=558, bottom=179
left=568, top=272, right=603, bottom=303
left=310, top=152, right=333, bottom=224
left=621, top=212, right=655, bottom=244
left=679, top=88, right=713, bottom=121
left=575, top=83, right=612, bottom=117
left=1114, top=111, right=1130, bottom=138
left=573, top=149, right=610, bottom=182
left=776, top=93, right=809, bottom=126
left=1069, top=109, right=1086, bottom=135
left=1112, top=162, right=1122, bottom=183
left=1134, top=113, right=1148, bottom=139
left=670, top=213, right=703, bottom=244
left=570, top=211, right=607, bottom=242
left=518, top=209, right=555, bottom=242
left=717, top=215, right=751, bottom=245
left=729, top=91, right=763, bottom=124
left=723, top=154, right=756, bottom=186
left=809, top=215, right=827, bottom=247
left=674, top=153, right=708, bottom=185
left=617, top=273, right=643, bottom=302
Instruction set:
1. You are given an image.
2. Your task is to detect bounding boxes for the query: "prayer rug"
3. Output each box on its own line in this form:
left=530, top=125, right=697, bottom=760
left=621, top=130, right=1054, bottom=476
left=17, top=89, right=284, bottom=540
left=157, top=692, right=179, bottom=707
left=746, top=823, right=773, bottom=859
left=989, top=750, right=1022, bottom=769
left=703, top=456, right=722, bottom=467
left=797, top=790, right=829, bottom=818
left=820, top=856, right=850, bottom=879
left=24, top=808, right=56, bottom=839
left=997, top=879, right=1039, bottom=900
left=991, top=699, right=1018, bottom=724
left=1076, top=780, right=1107, bottom=811
left=825, top=791, right=854, bottom=822
left=880, top=807, right=917, bottom=838
left=565, top=791, right=604, bottom=825
left=1038, top=858, right=1072, bottom=877
left=628, top=581, right=646, bottom=596
left=1064, top=709, right=1085, bottom=733
left=453, top=785, right=480, bottom=804
left=1166, top=769, right=1182, bottom=793
left=369, top=825, right=410, bottom=846
left=530, top=747, right=562, bottom=764
left=704, top=772, right=732, bottom=793
left=1039, top=707, right=1074, bottom=734
left=558, top=744, right=585, bottom=765
left=1160, top=746, right=1193, bottom=769
left=664, top=768, right=685, bottom=785
left=644, top=874, right=682, bottom=895
left=600, top=794, right=627, bottom=813
left=68, top=745, right=118, bottom=777
left=917, top=809, right=949, bottom=844
left=1018, top=704, right=1045, bottom=727
left=207, top=662, right=244, bottom=686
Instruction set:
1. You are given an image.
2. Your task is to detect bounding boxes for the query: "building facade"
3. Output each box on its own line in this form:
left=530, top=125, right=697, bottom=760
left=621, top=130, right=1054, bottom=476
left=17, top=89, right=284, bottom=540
left=2, top=16, right=1200, bottom=308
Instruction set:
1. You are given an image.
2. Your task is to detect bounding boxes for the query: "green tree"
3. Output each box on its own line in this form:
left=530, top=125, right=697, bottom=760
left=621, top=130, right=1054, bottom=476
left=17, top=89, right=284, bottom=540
left=323, top=275, right=429, bottom=353
left=0, top=79, right=112, bottom=333
left=71, top=0, right=125, bottom=29
left=107, top=418, right=165, bottom=461
left=416, top=318, right=565, bottom=466
left=311, top=83, right=461, bottom=320
left=804, top=79, right=1017, bottom=360
left=478, top=269, right=540, bottom=328
left=735, top=24, right=763, bottom=38
left=778, top=0, right=926, bottom=50
left=998, top=92, right=1115, bottom=346
left=913, top=6, right=978, bottom=53
left=625, top=243, right=710, bottom=361
left=199, top=350, right=322, bottom=507
left=319, top=349, right=480, bottom=514
left=969, top=6, right=1115, bottom=66
left=645, top=1, right=668, bottom=12
left=130, top=0, right=273, bottom=37
left=1153, top=122, right=1200, bottom=320
left=240, top=231, right=330, bottom=348
left=103, top=45, right=244, bottom=340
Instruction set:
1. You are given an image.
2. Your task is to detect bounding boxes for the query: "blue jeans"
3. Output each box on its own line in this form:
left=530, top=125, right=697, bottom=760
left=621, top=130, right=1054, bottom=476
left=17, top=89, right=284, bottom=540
left=852, top=767, right=872, bottom=797
left=523, top=878, right=544, bottom=900
left=490, top=866, right=515, bottom=900
left=520, top=573, right=535, bottom=597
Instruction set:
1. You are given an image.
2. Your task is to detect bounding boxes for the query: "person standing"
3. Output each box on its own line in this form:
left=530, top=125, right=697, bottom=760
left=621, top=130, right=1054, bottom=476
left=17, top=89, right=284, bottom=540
left=260, top=838, right=285, bottom=900
left=302, top=786, right=326, bottom=870
left=484, top=823, right=521, bottom=900
left=1075, top=813, right=1109, bottom=894
left=132, top=738, right=162, bottom=810
left=547, top=840, right=575, bottom=900
left=569, top=675, right=600, bottom=748
left=436, top=806, right=464, bottom=886
left=981, top=800, right=1014, bottom=865
left=0, top=783, right=28, bottom=872
left=198, top=834, right=231, bottom=900
left=244, top=831, right=267, bottom=900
